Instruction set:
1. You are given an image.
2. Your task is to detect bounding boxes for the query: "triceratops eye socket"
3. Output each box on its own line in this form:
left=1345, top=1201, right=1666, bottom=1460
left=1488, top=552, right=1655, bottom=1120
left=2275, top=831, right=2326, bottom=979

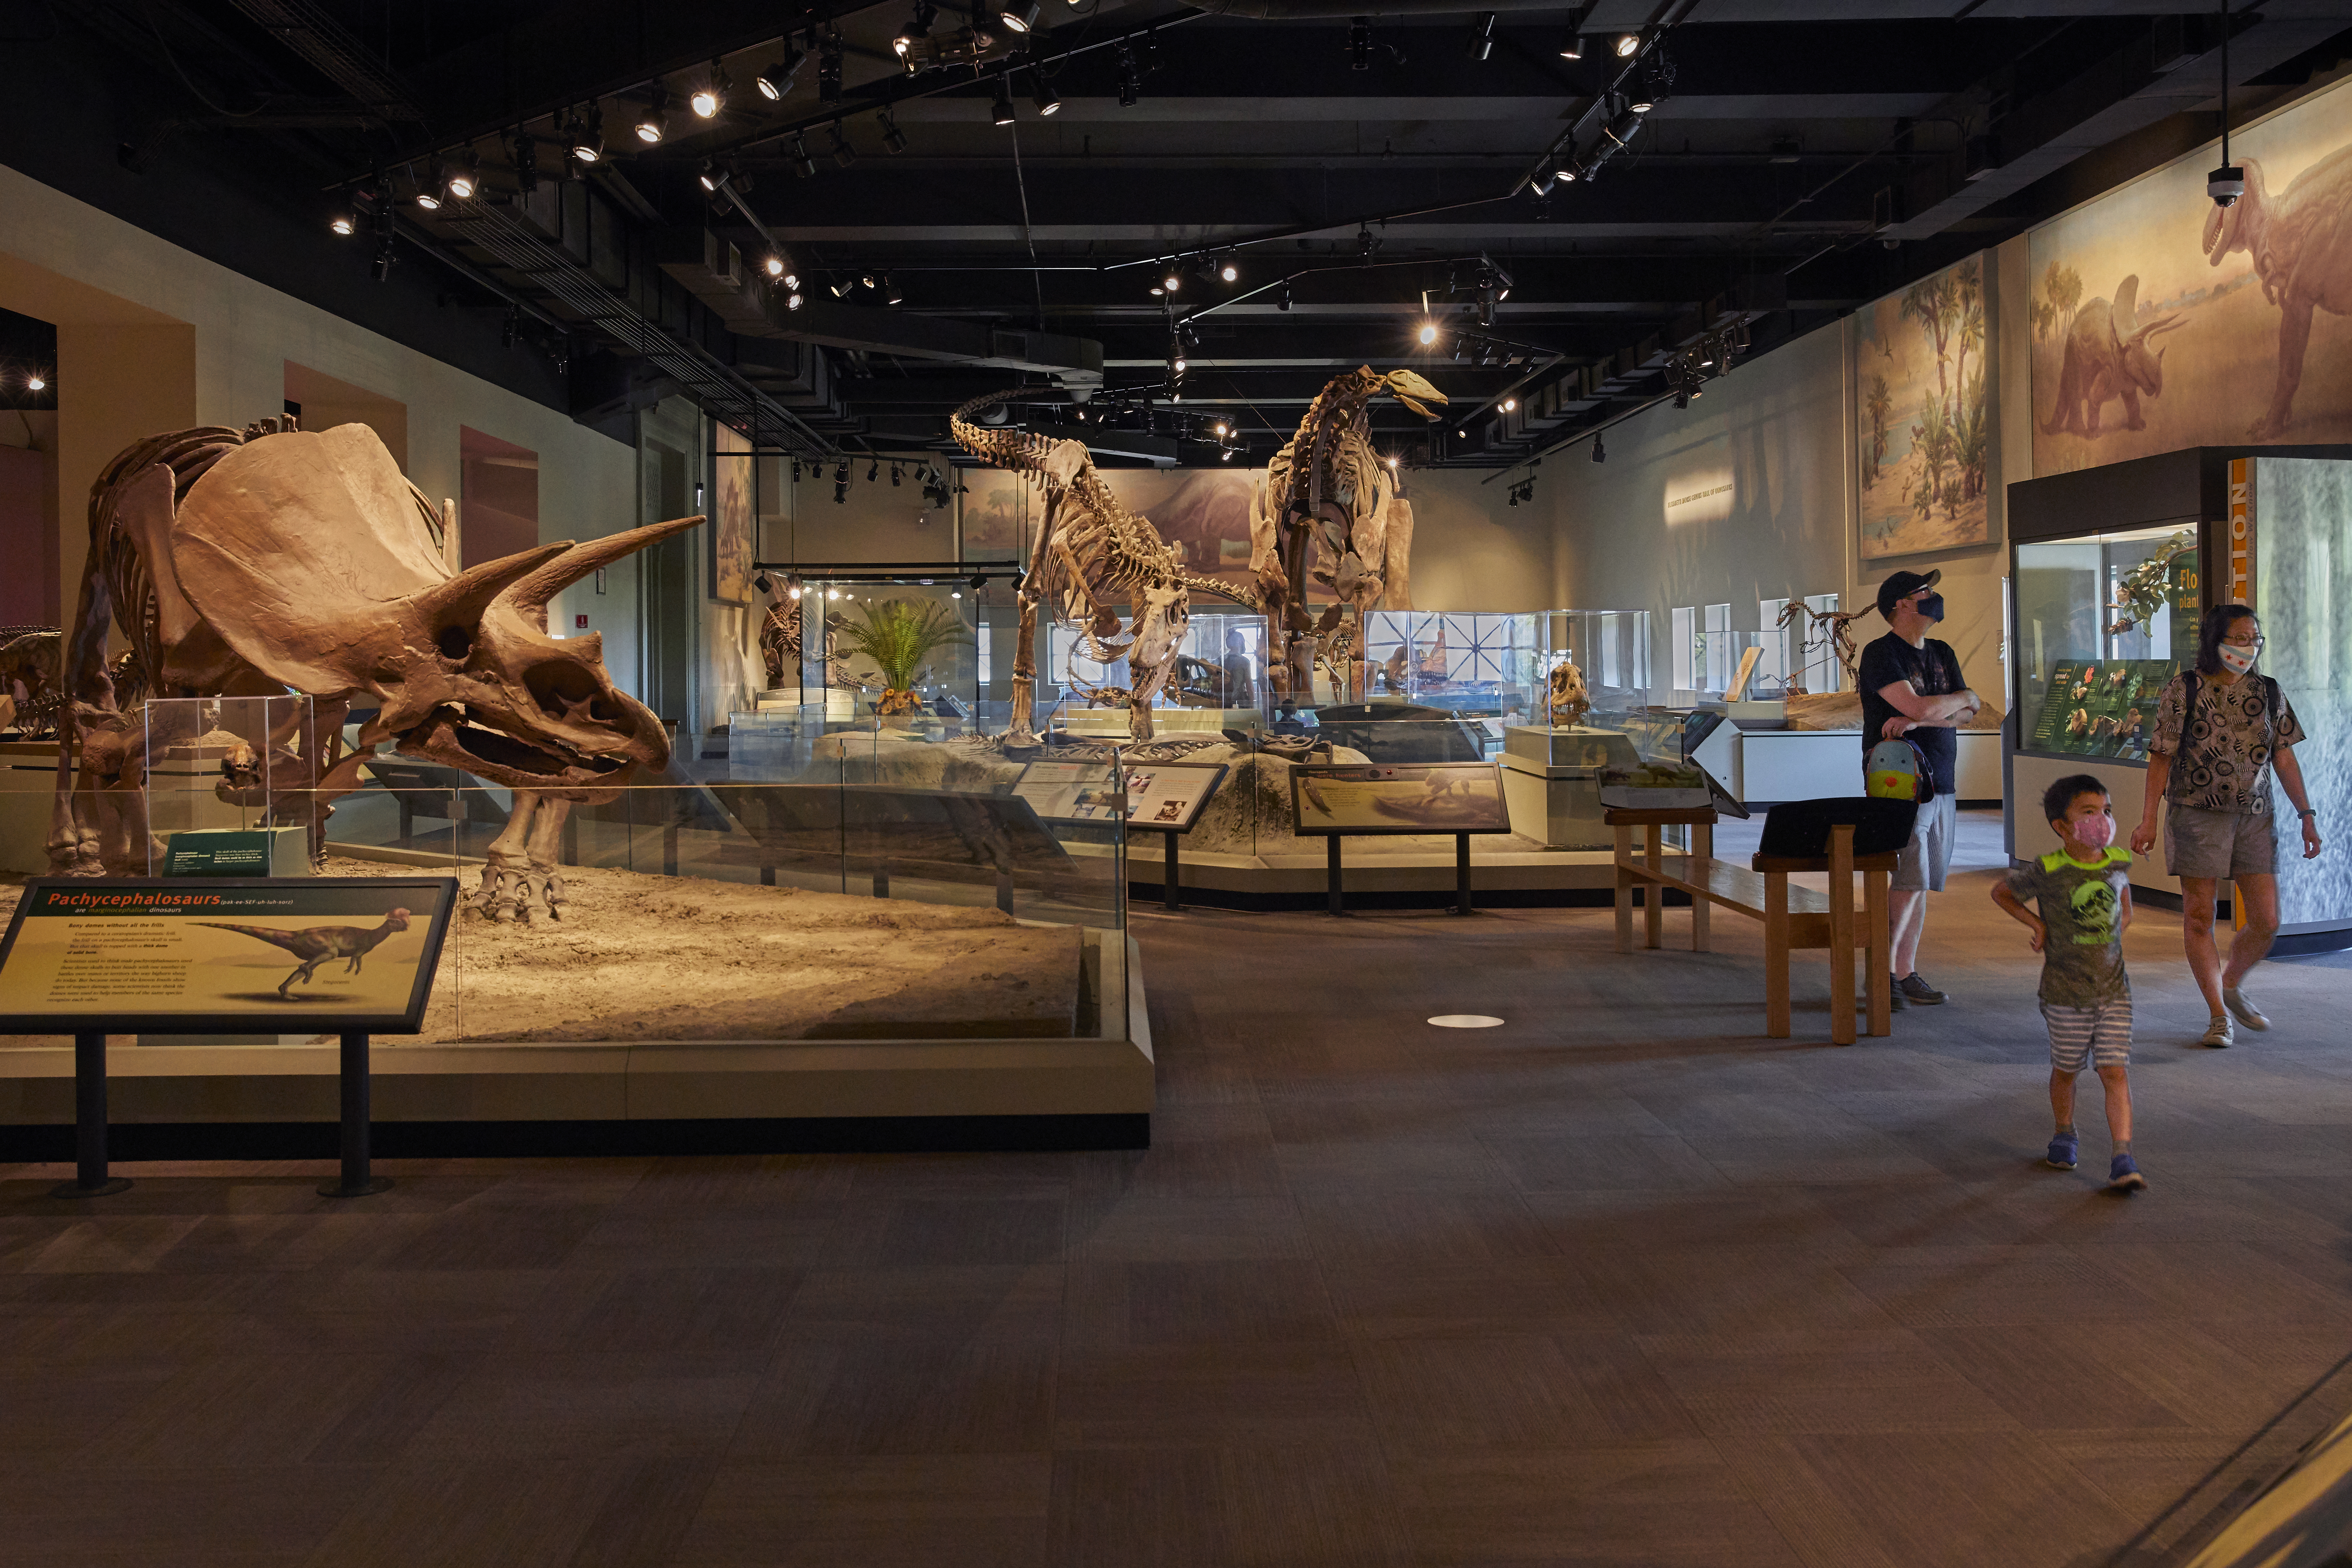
left=436, top=625, right=474, bottom=662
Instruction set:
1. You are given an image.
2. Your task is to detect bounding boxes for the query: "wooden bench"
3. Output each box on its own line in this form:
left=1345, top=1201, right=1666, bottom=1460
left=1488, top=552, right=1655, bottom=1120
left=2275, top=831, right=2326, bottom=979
left=1609, top=807, right=1894, bottom=1044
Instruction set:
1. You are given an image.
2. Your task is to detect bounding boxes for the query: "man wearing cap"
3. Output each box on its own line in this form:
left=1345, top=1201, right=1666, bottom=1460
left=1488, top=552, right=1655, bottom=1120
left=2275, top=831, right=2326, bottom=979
left=1858, top=569, right=1982, bottom=1007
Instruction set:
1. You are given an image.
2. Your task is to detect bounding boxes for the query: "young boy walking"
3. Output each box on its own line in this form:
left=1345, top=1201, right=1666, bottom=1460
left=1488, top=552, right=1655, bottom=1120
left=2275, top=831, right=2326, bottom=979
left=1992, top=775, right=2147, bottom=1193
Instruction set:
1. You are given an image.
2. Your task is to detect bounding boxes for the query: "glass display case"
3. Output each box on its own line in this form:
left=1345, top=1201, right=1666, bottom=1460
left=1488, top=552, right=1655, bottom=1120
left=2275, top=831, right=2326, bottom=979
left=1690, top=629, right=1803, bottom=702
left=1357, top=611, right=1545, bottom=727
left=2013, top=523, right=2200, bottom=764
left=142, top=695, right=323, bottom=876
left=1541, top=610, right=1654, bottom=714
left=1049, top=610, right=1272, bottom=738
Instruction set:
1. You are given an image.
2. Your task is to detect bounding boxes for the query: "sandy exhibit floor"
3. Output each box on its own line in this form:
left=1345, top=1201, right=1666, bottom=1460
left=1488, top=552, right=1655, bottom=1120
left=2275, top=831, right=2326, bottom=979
left=0, top=861, right=1087, bottom=1045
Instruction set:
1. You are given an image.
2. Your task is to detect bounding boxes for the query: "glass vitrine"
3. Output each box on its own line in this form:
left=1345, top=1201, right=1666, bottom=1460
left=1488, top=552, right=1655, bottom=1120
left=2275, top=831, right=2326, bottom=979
left=2013, top=523, right=2199, bottom=763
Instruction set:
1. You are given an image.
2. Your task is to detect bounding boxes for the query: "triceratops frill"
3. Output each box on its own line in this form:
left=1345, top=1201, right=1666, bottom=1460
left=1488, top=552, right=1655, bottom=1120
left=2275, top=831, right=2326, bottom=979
left=50, top=417, right=699, bottom=923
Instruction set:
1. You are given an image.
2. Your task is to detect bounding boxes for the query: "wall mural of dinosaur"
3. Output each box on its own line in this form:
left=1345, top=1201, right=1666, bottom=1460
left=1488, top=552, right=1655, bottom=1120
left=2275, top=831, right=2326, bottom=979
left=50, top=417, right=700, bottom=923
left=2030, top=76, right=2352, bottom=474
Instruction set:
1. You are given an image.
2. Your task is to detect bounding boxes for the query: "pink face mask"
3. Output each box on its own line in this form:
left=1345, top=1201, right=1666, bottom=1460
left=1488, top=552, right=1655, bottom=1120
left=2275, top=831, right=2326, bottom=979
left=2072, top=813, right=2116, bottom=849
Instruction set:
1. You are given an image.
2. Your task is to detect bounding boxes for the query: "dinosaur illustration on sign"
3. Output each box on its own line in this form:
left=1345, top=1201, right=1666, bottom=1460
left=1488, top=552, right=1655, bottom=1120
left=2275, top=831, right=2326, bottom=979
left=196, top=908, right=414, bottom=998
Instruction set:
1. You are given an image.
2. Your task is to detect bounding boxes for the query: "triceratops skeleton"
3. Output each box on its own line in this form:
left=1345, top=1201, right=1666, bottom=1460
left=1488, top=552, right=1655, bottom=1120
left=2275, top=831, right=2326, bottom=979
left=1252, top=367, right=1446, bottom=704
left=50, top=418, right=699, bottom=922
left=949, top=389, right=1251, bottom=743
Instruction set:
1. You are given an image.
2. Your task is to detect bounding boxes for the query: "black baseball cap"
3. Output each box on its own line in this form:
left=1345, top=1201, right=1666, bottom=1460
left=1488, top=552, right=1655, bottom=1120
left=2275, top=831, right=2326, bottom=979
left=1876, top=568, right=1941, bottom=617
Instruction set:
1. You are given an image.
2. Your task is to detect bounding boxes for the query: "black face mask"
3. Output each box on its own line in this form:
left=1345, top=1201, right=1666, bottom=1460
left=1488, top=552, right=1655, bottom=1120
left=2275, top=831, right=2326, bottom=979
left=1917, top=592, right=1946, bottom=623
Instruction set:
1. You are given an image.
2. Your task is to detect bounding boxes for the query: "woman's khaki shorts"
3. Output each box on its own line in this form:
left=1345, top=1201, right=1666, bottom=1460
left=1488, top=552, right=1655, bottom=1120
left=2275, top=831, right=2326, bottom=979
left=2164, top=803, right=2277, bottom=881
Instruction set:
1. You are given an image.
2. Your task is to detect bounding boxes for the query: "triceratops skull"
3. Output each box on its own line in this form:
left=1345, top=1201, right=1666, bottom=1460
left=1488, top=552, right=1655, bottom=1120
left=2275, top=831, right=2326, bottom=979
left=164, top=423, right=698, bottom=792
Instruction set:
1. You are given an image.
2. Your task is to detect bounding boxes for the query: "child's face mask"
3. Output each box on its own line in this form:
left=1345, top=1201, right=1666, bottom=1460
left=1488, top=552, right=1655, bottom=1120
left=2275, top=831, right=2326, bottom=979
left=2070, top=812, right=2116, bottom=849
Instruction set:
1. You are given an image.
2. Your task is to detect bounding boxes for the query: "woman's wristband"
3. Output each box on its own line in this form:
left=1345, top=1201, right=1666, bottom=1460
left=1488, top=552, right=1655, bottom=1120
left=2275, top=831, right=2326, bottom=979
left=2299, top=807, right=2317, bottom=820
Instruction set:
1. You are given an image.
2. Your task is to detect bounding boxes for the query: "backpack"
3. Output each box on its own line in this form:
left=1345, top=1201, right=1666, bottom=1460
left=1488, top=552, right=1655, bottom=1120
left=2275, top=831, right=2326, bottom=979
left=1864, top=737, right=1934, bottom=804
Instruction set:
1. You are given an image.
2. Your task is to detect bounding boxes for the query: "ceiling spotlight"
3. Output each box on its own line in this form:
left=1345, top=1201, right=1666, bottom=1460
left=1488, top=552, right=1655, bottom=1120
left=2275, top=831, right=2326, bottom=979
left=329, top=206, right=356, bottom=236
left=1467, top=12, right=1496, bottom=60
left=868, top=460, right=880, bottom=482
left=755, top=46, right=806, bottom=101
left=415, top=160, right=444, bottom=210
left=1615, top=32, right=1641, bottom=56
left=26, top=374, right=46, bottom=392
left=883, top=274, right=903, bottom=304
left=444, top=146, right=478, bottom=201
left=698, top=159, right=722, bottom=191
left=792, top=132, right=817, bottom=179
left=1162, top=268, right=1182, bottom=292
left=1559, top=32, right=1585, bottom=59
left=1348, top=16, right=1371, bottom=69
left=1592, top=433, right=1606, bottom=463
left=879, top=109, right=908, bottom=154
left=1277, top=280, right=1292, bottom=311
left=1219, top=255, right=1238, bottom=282
left=635, top=87, right=669, bottom=143
left=1418, top=322, right=1438, bottom=345
left=1629, top=92, right=1654, bottom=114
left=786, top=291, right=804, bottom=310
left=830, top=276, right=855, bottom=298
left=568, top=109, right=603, bottom=163
left=690, top=61, right=728, bottom=119
left=991, top=76, right=1017, bottom=125
left=1502, top=398, right=1518, bottom=412
left=1213, top=420, right=1229, bottom=437
left=1220, top=445, right=1237, bottom=461
left=999, top=0, right=1042, bottom=32
left=1032, top=74, right=1062, bottom=115
left=830, top=120, right=856, bottom=166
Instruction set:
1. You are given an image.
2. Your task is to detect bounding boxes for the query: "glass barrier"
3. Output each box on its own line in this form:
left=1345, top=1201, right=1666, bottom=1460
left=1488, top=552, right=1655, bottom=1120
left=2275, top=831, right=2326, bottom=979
left=1542, top=609, right=1654, bottom=715
left=2014, top=523, right=2197, bottom=763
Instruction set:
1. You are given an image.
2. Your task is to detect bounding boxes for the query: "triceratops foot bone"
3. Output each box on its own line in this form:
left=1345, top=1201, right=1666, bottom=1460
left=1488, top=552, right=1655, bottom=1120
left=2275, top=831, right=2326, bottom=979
left=471, top=852, right=565, bottom=924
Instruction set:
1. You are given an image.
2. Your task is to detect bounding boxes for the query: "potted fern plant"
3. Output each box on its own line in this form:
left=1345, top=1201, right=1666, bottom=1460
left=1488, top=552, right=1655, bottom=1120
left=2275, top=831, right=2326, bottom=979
left=835, top=597, right=972, bottom=719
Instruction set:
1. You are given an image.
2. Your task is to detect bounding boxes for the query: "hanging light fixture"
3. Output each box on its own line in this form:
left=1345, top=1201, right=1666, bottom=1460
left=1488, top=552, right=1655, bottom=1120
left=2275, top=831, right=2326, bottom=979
left=991, top=75, right=1017, bottom=124
left=999, top=0, right=1043, bottom=33
left=415, top=158, right=445, bottom=210
left=817, top=31, right=844, bottom=102
left=568, top=107, right=603, bottom=163
left=1032, top=72, right=1061, bottom=115
left=755, top=46, right=806, bottom=101
left=830, top=120, right=857, bottom=167
left=878, top=109, right=909, bottom=154
left=690, top=61, right=729, bottom=119
left=329, top=204, right=356, bottom=236
left=1614, top=31, right=1641, bottom=56
left=1466, top=12, right=1496, bottom=60
left=792, top=132, right=817, bottom=178
left=635, top=86, right=670, bottom=143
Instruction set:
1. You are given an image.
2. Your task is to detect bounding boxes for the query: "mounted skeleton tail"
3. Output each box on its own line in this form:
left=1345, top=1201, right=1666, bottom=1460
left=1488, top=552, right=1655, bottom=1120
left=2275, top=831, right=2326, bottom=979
left=949, top=389, right=1256, bottom=744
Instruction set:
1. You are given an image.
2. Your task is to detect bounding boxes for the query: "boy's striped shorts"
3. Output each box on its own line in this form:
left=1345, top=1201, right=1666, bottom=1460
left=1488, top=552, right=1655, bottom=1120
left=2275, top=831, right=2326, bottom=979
left=2040, top=998, right=2132, bottom=1072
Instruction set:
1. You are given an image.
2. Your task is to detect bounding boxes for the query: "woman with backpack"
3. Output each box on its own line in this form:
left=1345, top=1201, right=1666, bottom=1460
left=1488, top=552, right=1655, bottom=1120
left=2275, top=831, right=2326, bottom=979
left=2129, top=605, right=2323, bottom=1047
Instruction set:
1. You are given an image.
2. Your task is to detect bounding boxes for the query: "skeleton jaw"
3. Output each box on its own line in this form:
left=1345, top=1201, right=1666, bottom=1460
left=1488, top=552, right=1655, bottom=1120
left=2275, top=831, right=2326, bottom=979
left=398, top=704, right=639, bottom=789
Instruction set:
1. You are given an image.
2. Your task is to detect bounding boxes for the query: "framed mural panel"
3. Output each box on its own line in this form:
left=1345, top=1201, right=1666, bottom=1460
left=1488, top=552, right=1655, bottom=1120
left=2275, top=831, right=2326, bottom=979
left=1102, top=468, right=1260, bottom=595
left=710, top=422, right=753, bottom=606
left=1855, top=253, right=1993, bottom=560
left=957, top=468, right=1029, bottom=564
left=2030, top=75, right=2352, bottom=474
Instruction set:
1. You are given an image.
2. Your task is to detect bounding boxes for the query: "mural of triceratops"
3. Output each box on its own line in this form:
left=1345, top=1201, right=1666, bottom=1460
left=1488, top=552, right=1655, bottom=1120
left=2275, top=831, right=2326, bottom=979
left=2039, top=274, right=2185, bottom=437
left=49, top=416, right=700, bottom=922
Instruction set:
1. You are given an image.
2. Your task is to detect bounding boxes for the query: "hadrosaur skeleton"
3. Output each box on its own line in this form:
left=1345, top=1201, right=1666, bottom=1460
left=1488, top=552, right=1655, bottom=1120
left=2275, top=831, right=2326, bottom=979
left=948, top=389, right=1249, bottom=742
left=51, top=417, right=699, bottom=922
left=1251, top=367, right=1445, bottom=703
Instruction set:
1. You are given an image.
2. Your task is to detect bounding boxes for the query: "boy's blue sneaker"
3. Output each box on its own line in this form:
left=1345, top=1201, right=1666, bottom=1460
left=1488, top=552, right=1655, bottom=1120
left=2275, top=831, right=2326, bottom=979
left=2045, top=1133, right=2079, bottom=1170
left=2108, top=1153, right=2147, bottom=1193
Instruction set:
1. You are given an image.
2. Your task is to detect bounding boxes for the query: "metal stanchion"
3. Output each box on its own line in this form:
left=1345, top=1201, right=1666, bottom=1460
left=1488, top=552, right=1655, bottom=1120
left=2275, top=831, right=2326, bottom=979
left=1163, top=830, right=1182, bottom=913
left=50, top=1030, right=131, bottom=1199
left=1326, top=835, right=1347, bottom=917
left=318, top=1030, right=392, bottom=1198
left=1452, top=831, right=1474, bottom=916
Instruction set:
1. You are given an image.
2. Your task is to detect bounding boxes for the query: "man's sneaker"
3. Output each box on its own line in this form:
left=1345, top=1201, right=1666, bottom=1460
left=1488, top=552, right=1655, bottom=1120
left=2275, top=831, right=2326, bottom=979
left=2045, top=1133, right=2079, bottom=1170
left=2200, top=1015, right=2234, bottom=1048
left=1897, top=973, right=1947, bottom=1005
left=2108, top=1153, right=2147, bottom=1192
left=2225, top=987, right=2270, bottom=1032
left=1888, top=977, right=1908, bottom=1011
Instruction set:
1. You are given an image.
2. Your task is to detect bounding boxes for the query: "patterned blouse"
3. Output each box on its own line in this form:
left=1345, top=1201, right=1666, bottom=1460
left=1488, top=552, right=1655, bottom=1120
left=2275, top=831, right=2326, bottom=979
left=2149, top=672, right=2306, bottom=813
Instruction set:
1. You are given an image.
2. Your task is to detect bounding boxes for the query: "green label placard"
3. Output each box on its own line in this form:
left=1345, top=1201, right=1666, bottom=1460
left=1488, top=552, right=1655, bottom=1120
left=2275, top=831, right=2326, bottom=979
left=165, top=831, right=274, bottom=877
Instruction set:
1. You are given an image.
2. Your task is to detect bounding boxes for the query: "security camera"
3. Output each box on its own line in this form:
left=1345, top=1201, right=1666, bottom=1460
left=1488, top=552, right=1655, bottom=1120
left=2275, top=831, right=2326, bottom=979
left=2209, top=163, right=2245, bottom=207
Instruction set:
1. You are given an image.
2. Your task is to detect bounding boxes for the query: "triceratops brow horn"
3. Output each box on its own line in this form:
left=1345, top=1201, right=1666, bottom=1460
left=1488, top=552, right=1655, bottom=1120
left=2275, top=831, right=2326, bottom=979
left=496, top=514, right=706, bottom=622
left=406, top=540, right=574, bottom=626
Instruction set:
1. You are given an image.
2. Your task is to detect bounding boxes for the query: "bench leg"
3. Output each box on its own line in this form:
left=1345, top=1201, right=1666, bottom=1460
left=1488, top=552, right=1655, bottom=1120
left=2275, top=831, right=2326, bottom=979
left=1691, top=820, right=1712, bottom=953
left=1764, top=871, right=1791, bottom=1039
left=1614, top=825, right=1633, bottom=954
left=1865, top=867, right=1892, bottom=1037
left=1828, top=824, right=1856, bottom=1046
left=1644, top=829, right=1663, bottom=950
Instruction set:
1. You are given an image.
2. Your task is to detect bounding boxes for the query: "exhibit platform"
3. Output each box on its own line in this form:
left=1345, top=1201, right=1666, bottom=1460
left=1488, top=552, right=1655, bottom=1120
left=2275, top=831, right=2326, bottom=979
left=0, top=935, right=1153, bottom=1156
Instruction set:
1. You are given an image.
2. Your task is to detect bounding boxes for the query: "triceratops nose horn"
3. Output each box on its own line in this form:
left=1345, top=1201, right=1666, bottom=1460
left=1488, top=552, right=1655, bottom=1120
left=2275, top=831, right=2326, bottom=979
left=497, top=513, right=706, bottom=620
left=408, top=541, right=573, bottom=625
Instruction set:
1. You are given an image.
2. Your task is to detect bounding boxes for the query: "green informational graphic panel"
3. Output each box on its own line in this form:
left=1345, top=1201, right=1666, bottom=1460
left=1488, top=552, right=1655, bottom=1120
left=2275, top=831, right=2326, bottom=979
left=2031, top=659, right=2177, bottom=760
left=0, top=878, right=459, bottom=1035
left=1290, top=762, right=1512, bottom=837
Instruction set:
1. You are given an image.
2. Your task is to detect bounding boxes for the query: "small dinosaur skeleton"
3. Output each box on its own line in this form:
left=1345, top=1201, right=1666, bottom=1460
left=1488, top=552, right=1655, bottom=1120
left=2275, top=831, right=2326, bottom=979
left=756, top=584, right=859, bottom=691
left=949, top=389, right=1252, bottom=742
left=1775, top=600, right=1867, bottom=688
left=1251, top=367, right=1446, bottom=703
left=0, top=626, right=62, bottom=737
left=195, top=907, right=412, bottom=998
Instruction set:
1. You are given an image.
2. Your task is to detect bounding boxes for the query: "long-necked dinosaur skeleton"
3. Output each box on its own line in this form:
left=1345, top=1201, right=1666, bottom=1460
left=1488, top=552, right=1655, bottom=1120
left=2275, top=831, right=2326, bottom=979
left=949, top=389, right=1252, bottom=742
left=1251, top=367, right=1446, bottom=704
left=51, top=416, right=699, bottom=923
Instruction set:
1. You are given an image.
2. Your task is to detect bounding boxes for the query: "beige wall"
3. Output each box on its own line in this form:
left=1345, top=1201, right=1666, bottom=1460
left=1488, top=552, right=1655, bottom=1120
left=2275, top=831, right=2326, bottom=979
left=0, top=164, right=636, bottom=671
left=1392, top=467, right=1556, bottom=614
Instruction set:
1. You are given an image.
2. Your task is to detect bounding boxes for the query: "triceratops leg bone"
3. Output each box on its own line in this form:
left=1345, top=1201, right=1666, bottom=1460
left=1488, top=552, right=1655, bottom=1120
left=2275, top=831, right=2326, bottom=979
left=472, top=790, right=570, bottom=923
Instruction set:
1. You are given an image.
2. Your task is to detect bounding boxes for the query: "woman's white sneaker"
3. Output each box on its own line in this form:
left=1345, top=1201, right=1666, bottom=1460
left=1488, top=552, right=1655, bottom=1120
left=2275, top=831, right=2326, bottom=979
left=2200, top=1015, right=2234, bottom=1048
left=2224, top=988, right=2270, bottom=1032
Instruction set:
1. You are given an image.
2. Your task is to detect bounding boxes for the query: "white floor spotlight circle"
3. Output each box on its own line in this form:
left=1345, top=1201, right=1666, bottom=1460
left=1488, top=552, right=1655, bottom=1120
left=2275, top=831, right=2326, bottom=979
left=1426, top=1015, right=1505, bottom=1029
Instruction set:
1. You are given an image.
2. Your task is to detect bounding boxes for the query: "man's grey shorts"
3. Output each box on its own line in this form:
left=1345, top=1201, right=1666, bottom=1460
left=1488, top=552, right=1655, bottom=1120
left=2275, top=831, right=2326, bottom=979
left=2165, top=803, right=2277, bottom=880
left=1893, top=791, right=1957, bottom=892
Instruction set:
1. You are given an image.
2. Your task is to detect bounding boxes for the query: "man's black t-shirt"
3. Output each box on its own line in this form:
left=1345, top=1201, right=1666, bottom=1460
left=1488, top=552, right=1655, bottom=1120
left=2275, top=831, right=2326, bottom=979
left=1857, top=631, right=1966, bottom=796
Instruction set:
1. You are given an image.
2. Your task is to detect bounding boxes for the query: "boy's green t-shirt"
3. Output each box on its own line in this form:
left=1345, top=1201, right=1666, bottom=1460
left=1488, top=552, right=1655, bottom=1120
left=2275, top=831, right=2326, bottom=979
left=2004, top=847, right=2133, bottom=1007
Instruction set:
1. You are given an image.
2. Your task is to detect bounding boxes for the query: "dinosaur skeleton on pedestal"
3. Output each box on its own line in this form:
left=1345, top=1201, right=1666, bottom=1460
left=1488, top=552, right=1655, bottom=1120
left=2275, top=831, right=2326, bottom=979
left=1250, top=367, right=1446, bottom=705
left=949, top=389, right=1253, bottom=743
left=49, top=417, right=699, bottom=923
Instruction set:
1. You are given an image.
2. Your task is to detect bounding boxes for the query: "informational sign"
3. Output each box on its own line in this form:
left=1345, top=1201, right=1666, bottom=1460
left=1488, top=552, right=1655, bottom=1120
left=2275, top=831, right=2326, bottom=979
left=164, top=828, right=308, bottom=878
left=1290, top=761, right=1511, bottom=837
left=0, top=878, right=459, bottom=1035
left=2029, top=659, right=2176, bottom=760
left=1013, top=760, right=1229, bottom=833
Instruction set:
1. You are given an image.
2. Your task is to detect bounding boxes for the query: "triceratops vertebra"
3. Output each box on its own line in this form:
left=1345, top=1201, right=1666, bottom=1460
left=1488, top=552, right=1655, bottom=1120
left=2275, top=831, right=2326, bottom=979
left=51, top=417, right=699, bottom=922
left=2040, top=274, right=2185, bottom=437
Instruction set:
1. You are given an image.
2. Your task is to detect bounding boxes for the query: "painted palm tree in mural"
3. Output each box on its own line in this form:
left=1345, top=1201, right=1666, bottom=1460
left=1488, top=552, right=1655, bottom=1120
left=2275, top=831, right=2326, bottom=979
left=1863, top=374, right=1894, bottom=487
